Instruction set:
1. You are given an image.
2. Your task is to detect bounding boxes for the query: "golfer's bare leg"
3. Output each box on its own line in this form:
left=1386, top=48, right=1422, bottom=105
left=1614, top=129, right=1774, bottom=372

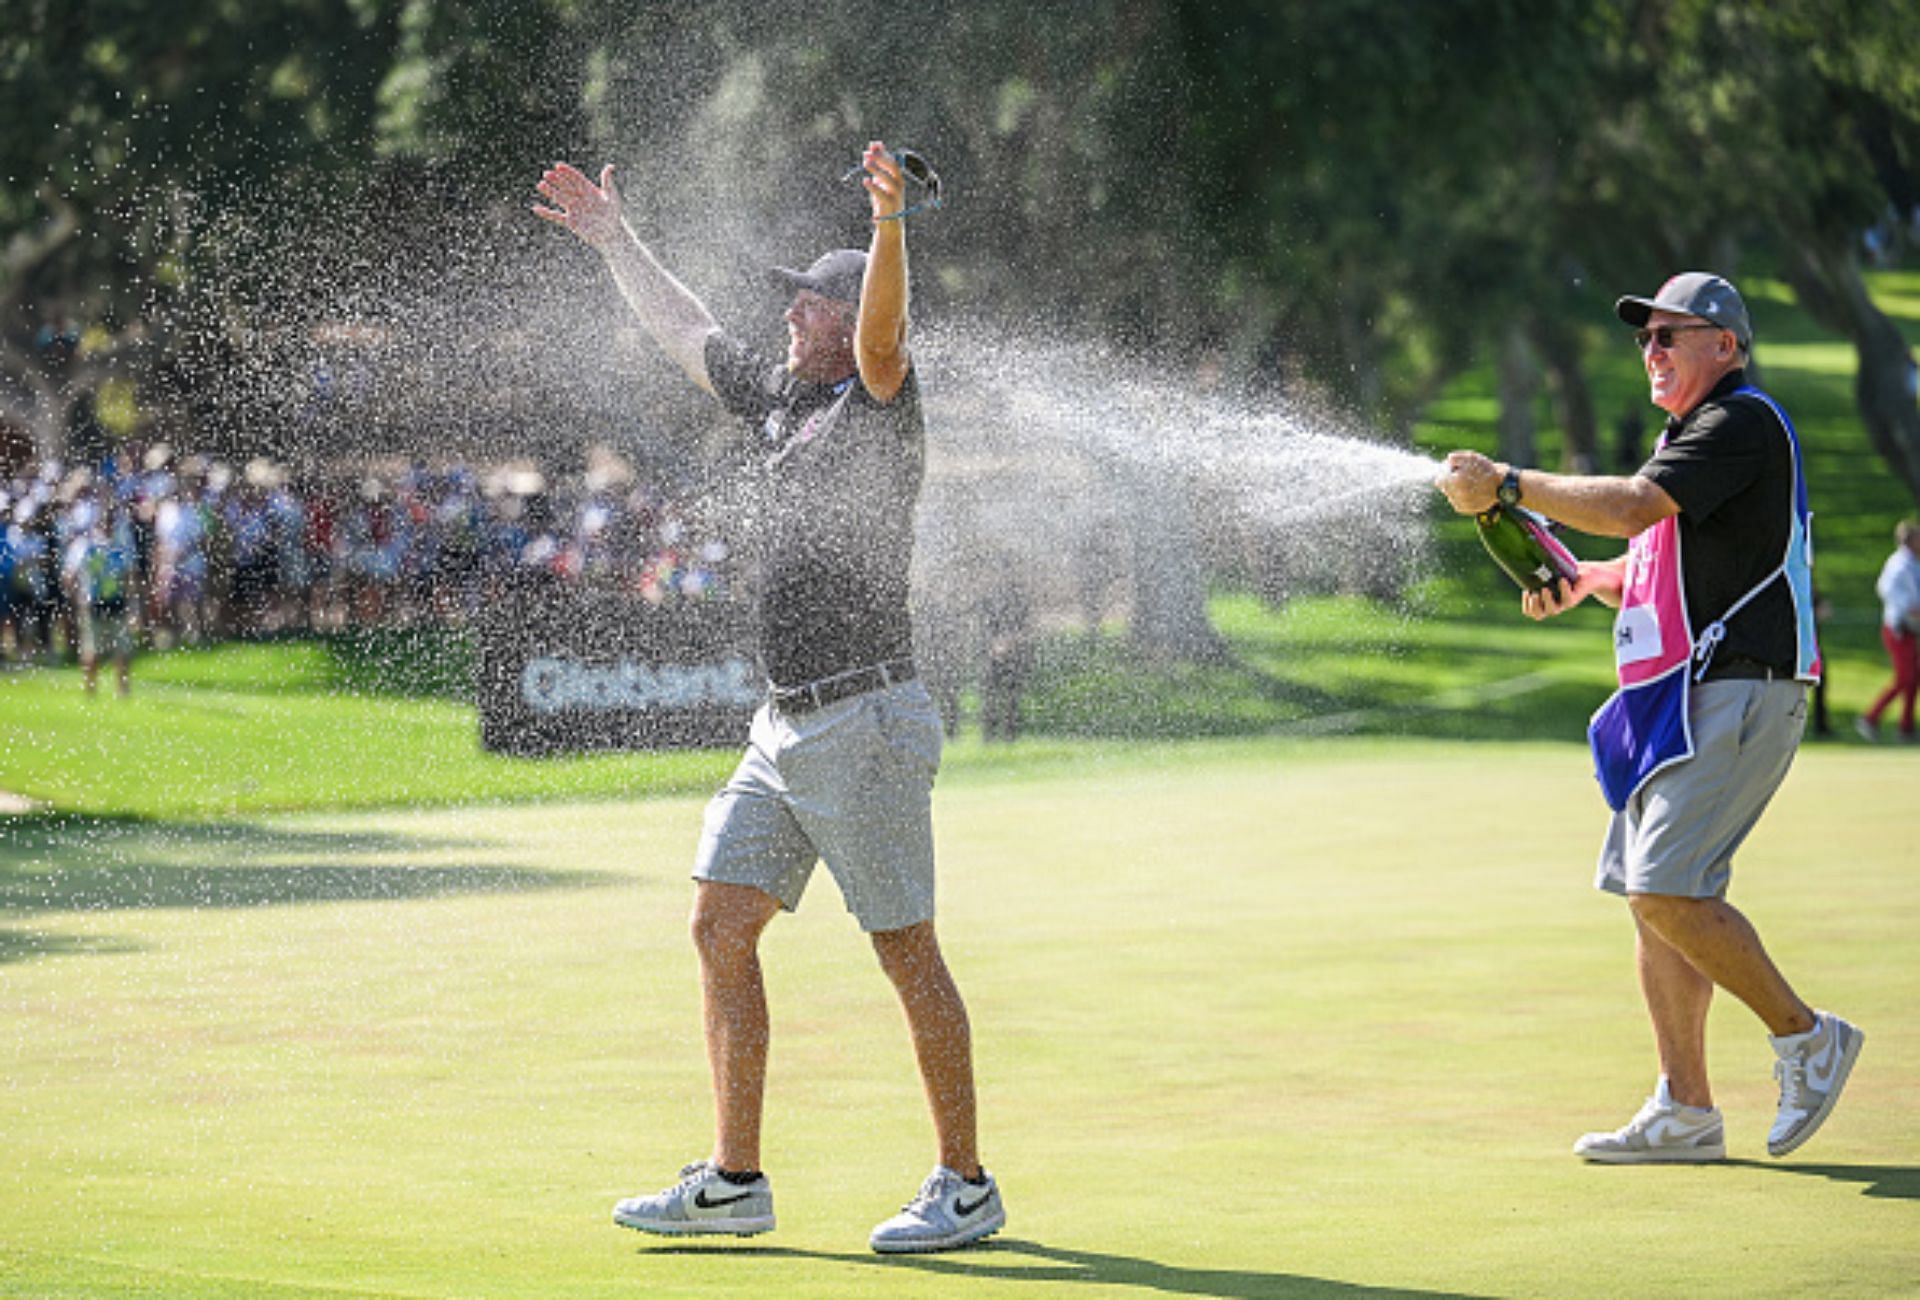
left=872, top=919, right=980, bottom=1177
left=690, top=880, right=782, bottom=1172
left=1631, top=908, right=1716, bottom=1108
left=1630, top=893, right=1816, bottom=1081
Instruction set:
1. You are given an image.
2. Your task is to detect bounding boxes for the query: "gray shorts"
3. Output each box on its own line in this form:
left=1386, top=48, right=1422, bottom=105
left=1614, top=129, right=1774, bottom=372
left=693, top=679, right=943, bottom=933
left=1596, top=679, right=1807, bottom=898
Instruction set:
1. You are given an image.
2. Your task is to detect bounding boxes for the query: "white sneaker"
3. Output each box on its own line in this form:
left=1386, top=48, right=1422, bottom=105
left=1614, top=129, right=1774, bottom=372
left=1769, top=1011, right=1864, bottom=1158
left=1574, top=1080, right=1726, bottom=1163
left=612, top=1160, right=774, bottom=1237
left=869, top=1166, right=1006, bottom=1254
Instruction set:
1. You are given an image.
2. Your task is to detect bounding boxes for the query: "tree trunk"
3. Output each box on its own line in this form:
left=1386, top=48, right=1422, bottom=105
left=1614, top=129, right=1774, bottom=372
left=0, top=340, right=78, bottom=463
left=1780, top=242, right=1920, bottom=506
left=1125, top=478, right=1227, bottom=663
left=1496, top=320, right=1540, bottom=468
left=1536, top=315, right=1598, bottom=474
left=0, top=190, right=84, bottom=463
left=1338, top=291, right=1386, bottom=416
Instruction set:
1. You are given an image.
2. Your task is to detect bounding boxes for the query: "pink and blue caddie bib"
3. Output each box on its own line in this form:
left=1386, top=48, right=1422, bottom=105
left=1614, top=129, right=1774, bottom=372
left=1587, top=387, right=1821, bottom=812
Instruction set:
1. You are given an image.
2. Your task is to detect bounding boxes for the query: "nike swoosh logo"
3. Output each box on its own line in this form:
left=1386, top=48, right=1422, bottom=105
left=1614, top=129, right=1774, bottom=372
left=1807, top=1039, right=1844, bottom=1091
left=1641, top=1115, right=1714, bottom=1146
left=954, top=1190, right=994, bottom=1217
left=694, top=1188, right=755, bottom=1209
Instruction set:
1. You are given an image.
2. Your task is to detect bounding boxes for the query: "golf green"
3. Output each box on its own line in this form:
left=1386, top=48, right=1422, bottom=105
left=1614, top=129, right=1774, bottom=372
left=3, top=738, right=1915, bottom=1297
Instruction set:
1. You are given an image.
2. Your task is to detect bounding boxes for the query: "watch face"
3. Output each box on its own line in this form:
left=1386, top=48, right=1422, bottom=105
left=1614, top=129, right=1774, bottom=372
left=1498, top=473, right=1520, bottom=506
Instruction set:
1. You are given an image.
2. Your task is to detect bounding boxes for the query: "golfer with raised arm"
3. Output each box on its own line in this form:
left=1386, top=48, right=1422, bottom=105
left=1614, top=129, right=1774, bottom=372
left=534, top=142, right=1004, bottom=1253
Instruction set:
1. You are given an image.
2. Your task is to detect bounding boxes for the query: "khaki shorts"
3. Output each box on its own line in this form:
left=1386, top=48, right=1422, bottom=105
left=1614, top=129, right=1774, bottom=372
left=1596, top=679, right=1807, bottom=899
left=693, top=679, right=943, bottom=933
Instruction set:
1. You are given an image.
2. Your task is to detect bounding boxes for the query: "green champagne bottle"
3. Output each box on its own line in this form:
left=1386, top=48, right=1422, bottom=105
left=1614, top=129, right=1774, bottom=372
left=1474, top=503, right=1579, bottom=594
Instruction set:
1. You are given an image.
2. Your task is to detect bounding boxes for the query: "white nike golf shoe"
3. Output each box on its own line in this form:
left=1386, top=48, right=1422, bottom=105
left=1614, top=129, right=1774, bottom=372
left=612, top=1160, right=774, bottom=1237
left=1574, top=1079, right=1726, bottom=1163
left=869, top=1165, right=1006, bottom=1253
left=1768, top=1011, right=1864, bottom=1158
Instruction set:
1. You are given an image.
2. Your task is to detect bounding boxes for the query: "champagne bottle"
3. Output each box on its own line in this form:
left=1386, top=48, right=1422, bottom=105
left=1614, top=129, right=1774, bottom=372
left=1475, top=503, right=1580, bottom=594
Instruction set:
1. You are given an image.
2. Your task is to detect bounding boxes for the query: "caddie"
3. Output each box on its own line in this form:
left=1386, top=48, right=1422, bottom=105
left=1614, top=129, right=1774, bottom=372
left=1435, top=272, right=1862, bottom=1163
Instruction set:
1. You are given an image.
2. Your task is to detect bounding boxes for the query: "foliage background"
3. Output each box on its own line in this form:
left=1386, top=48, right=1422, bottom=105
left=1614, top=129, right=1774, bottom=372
left=4, top=0, right=1918, bottom=482
left=4, top=2, right=1920, bottom=715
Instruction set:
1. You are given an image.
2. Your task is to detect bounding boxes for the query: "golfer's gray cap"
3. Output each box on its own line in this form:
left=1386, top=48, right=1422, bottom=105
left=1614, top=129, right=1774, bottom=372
left=1615, top=272, right=1752, bottom=349
left=772, top=248, right=867, bottom=304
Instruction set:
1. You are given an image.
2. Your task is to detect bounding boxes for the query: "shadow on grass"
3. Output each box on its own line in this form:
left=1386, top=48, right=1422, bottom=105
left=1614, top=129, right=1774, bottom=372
left=1355, top=678, right=1615, bottom=742
left=1021, top=629, right=1612, bottom=744
left=0, top=812, right=623, bottom=963
left=0, top=860, right=617, bottom=914
left=0, top=813, right=490, bottom=860
left=644, top=1238, right=1484, bottom=1298
left=0, top=927, right=145, bottom=964
left=1723, top=1159, right=1920, bottom=1201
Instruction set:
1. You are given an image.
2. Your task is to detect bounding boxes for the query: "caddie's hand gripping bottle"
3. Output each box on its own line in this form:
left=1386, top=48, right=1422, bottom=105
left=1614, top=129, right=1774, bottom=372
left=1475, top=503, right=1579, bottom=594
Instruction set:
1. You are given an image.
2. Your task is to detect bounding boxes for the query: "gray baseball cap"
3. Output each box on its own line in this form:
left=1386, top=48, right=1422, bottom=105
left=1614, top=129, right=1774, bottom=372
left=772, top=248, right=867, bottom=304
left=1615, top=272, right=1752, bottom=348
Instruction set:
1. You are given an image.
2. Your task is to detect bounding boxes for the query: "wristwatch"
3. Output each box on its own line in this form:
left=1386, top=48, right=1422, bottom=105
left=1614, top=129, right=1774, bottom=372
left=1496, top=468, right=1522, bottom=508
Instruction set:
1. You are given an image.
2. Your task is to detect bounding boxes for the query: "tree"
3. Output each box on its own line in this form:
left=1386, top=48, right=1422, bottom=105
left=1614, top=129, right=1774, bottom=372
left=1577, top=0, right=1920, bottom=502
left=1170, top=0, right=1611, bottom=438
left=1758, top=4, right=1920, bottom=504
left=0, top=0, right=404, bottom=459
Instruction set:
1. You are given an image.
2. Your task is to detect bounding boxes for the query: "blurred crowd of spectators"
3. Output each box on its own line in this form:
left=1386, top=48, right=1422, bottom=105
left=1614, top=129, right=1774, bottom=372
left=0, top=443, right=734, bottom=670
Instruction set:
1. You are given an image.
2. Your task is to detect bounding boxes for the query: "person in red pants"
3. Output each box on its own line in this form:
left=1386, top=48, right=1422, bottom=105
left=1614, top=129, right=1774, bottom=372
left=1859, top=520, right=1920, bottom=742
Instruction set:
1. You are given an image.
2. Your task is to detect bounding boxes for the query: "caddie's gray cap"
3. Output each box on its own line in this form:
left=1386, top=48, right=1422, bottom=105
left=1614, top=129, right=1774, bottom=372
left=1615, top=272, right=1752, bottom=348
left=772, top=248, right=867, bottom=304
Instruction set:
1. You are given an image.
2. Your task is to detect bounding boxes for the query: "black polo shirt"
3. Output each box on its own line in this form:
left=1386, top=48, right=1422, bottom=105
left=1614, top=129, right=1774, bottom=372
left=705, top=331, right=924, bottom=688
left=1637, top=369, right=1800, bottom=671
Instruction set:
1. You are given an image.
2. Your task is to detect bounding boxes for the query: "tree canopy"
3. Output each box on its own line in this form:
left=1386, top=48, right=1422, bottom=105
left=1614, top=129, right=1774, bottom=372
left=3, top=0, right=1917, bottom=499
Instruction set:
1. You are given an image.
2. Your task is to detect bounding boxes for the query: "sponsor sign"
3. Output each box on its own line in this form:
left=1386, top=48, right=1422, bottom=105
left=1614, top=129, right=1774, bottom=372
left=477, top=584, right=760, bottom=754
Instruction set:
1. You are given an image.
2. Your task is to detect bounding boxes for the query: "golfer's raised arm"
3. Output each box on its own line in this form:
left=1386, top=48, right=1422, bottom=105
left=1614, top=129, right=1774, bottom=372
left=533, top=162, right=721, bottom=397
left=853, top=141, right=911, bottom=404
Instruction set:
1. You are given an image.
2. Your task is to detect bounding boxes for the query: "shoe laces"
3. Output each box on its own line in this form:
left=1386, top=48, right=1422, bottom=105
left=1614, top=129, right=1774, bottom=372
left=900, top=1168, right=955, bottom=1216
left=1623, top=1094, right=1665, bottom=1135
left=1774, top=1053, right=1810, bottom=1109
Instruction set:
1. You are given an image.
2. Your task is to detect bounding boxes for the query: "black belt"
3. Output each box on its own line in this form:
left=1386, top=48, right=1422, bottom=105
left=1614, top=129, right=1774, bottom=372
left=1701, top=653, right=1791, bottom=683
left=770, top=659, right=916, bottom=715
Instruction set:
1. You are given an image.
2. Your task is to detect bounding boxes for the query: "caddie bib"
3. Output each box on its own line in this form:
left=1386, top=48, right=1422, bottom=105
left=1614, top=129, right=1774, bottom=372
left=1587, top=387, right=1821, bottom=811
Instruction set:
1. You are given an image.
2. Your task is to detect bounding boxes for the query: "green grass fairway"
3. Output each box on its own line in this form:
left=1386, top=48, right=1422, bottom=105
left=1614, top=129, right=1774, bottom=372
left=0, top=641, right=738, bottom=818
left=4, top=739, right=1916, bottom=1298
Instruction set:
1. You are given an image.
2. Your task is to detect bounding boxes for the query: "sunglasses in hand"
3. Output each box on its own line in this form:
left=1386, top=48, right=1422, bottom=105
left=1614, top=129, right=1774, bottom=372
left=842, top=148, right=943, bottom=221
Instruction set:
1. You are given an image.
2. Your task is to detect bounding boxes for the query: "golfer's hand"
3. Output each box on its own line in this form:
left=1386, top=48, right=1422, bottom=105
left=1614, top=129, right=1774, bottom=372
left=533, top=162, right=625, bottom=250
left=857, top=140, right=905, bottom=223
left=1435, top=451, right=1504, bottom=515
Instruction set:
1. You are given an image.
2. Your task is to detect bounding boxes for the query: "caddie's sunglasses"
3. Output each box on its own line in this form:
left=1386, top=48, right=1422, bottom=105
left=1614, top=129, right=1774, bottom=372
left=1633, top=323, right=1724, bottom=352
left=842, top=148, right=943, bottom=220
